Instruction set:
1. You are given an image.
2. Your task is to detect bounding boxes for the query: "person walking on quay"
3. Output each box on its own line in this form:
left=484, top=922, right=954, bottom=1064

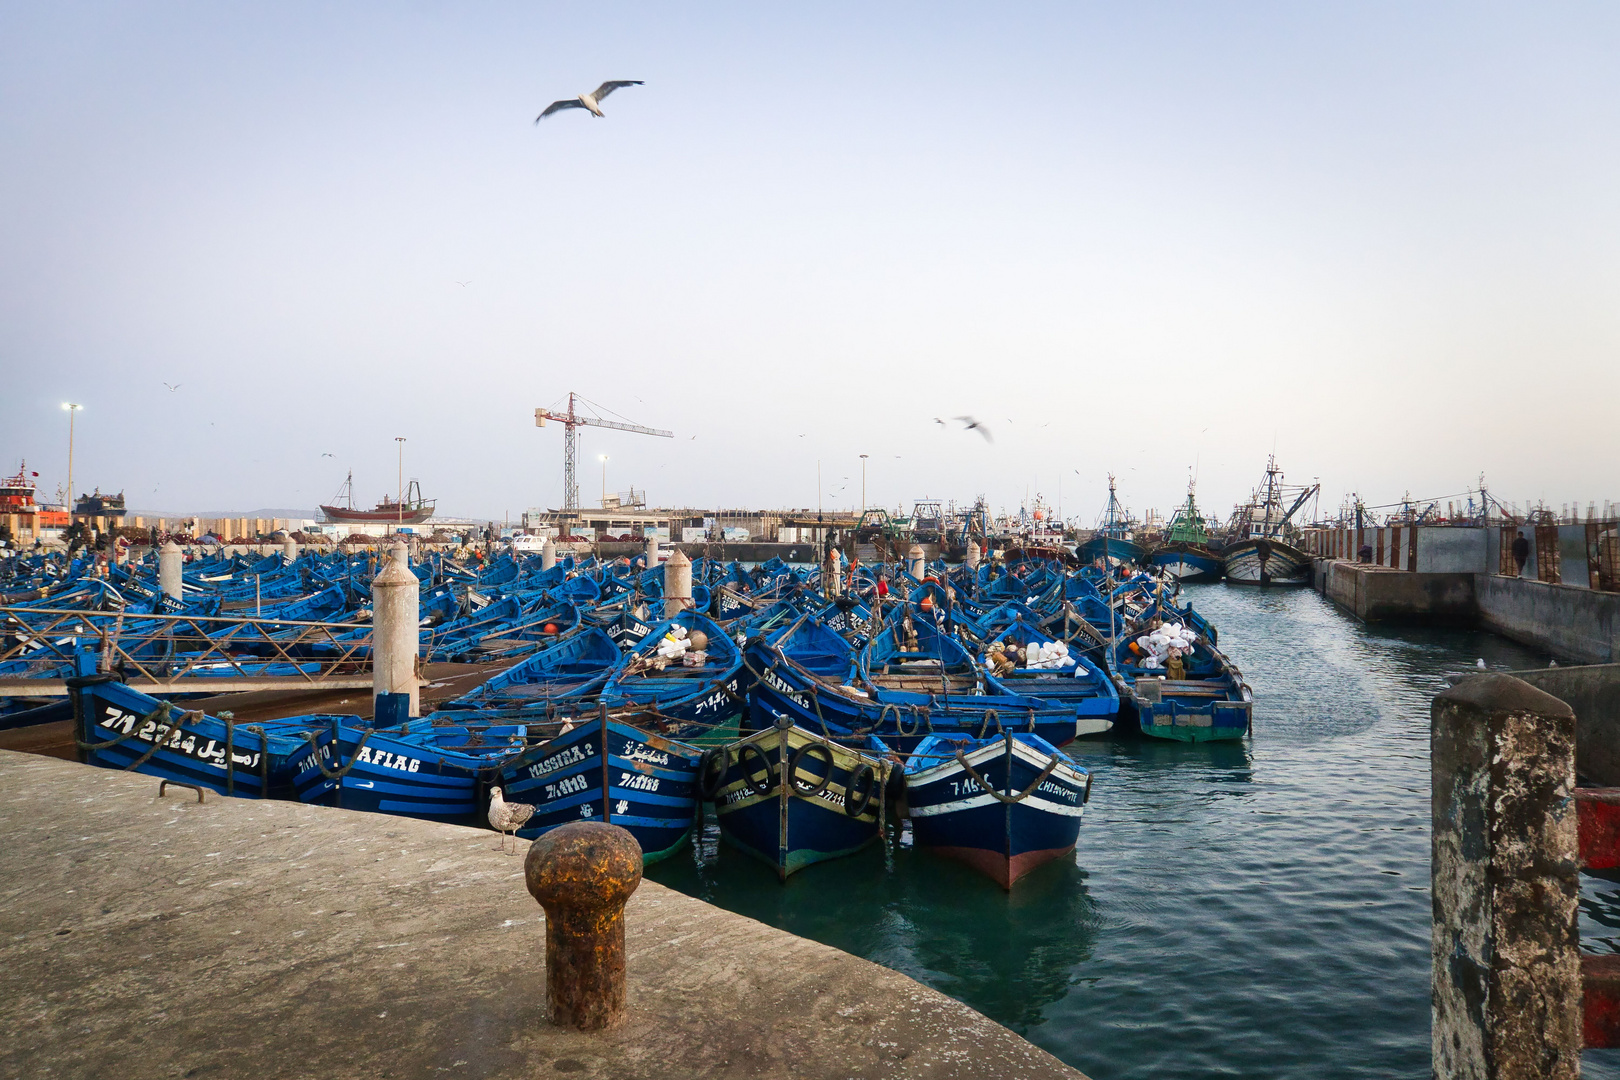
left=1511, top=530, right=1531, bottom=576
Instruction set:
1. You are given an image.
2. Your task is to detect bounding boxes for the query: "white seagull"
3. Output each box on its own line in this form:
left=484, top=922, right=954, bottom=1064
left=487, top=786, right=535, bottom=854
left=535, top=80, right=644, bottom=123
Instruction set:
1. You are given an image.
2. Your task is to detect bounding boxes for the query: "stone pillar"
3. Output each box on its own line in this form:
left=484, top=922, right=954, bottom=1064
left=663, top=548, right=691, bottom=618
left=644, top=534, right=659, bottom=571
left=1432, top=673, right=1579, bottom=1080
left=525, top=821, right=643, bottom=1030
left=908, top=544, right=926, bottom=581
left=283, top=533, right=298, bottom=566
left=372, top=545, right=421, bottom=716
left=824, top=548, right=842, bottom=597
left=966, top=541, right=982, bottom=570
left=158, top=540, right=183, bottom=602
left=541, top=537, right=556, bottom=571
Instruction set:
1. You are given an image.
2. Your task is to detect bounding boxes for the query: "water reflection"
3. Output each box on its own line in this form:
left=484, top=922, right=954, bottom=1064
left=646, top=811, right=1100, bottom=1031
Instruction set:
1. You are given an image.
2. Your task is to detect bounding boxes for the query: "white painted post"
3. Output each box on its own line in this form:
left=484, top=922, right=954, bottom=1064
left=663, top=548, right=692, bottom=618
left=908, top=544, right=926, bottom=581
left=966, top=542, right=982, bottom=570
left=372, top=544, right=421, bottom=716
left=158, top=540, right=183, bottom=602
left=283, top=533, right=298, bottom=566
left=541, top=537, right=557, bottom=571
left=644, top=533, right=659, bottom=570
left=824, top=548, right=842, bottom=597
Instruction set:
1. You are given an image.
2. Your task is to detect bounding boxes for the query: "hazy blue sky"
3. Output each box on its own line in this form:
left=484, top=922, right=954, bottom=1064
left=2, top=3, right=1616, bottom=523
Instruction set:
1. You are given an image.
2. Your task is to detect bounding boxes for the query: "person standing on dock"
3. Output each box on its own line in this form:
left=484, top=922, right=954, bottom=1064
left=1511, top=530, right=1530, bottom=576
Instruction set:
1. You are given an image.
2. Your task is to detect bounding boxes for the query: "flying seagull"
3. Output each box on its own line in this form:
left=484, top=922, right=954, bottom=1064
left=536, top=80, right=644, bottom=122
left=163, top=382, right=181, bottom=392
left=455, top=280, right=471, bottom=287
left=952, top=415, right=993, bottom=443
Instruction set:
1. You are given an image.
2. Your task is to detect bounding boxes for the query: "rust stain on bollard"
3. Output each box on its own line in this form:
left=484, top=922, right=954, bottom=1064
left=524, top=821, right=643, bottom=1031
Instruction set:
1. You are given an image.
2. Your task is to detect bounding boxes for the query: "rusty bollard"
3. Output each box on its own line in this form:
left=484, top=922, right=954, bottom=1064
left=524, top=821, right=643, bottom=1030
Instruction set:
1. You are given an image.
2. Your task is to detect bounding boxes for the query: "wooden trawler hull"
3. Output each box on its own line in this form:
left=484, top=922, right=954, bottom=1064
left=1144, top=543, right=1223, bottom=583
left=1222, top=538, right=1311, bottom=586
left=319, top=503, right=435, bottom=525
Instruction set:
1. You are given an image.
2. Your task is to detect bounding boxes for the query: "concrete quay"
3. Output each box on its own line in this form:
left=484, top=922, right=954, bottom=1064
left=0, top=750, right=1085, bottom=1080
left=1312, top=559, right=1620, bottom=664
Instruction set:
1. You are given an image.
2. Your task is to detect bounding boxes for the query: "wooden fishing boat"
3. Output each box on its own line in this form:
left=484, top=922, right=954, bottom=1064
left=1076, top=475, right=1144, bottom=566
left=977, top=618, right=1117, bottom=735
left=706, top=717, right=894, bottom=879
left=598, top=611, right=745, bottom=746
left=496, top=708, right=705, bottom=865
left=1105, top=624, right=1252, bottom=742
left=1144, top=480, right=1223, bottom=582
left=294, top=717, right=529, bottom=821
left=1220, top=456, right=1318, bottom=586
left=320, top=471, right=435, bottom=525
left=71, top=675, right=336, bottom=800
left=904, top=732, right=1091, bottom=888
left=438, top=626, right=620, bottom=712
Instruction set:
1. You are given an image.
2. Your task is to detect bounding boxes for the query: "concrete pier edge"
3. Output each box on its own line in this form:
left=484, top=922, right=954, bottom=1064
left=0, top=750, right=1086, bottom=1080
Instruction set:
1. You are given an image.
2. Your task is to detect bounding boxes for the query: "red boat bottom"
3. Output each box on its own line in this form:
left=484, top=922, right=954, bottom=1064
left=927, top=844, right=1077, bottom=890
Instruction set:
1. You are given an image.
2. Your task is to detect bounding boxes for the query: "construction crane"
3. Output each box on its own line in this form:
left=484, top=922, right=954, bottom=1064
left=535, top=392, right=673, bottom=510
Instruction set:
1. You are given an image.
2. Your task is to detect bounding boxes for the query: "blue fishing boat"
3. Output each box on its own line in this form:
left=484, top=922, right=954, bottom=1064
left=495, top=708, right=704, bottom=864
left=978, top=618, right=1117, bottom=735
left=295, top=718, right=529, bottom=821
left=903, top=732, right=1090, bottom=888
left=439, top=626, right=620, bottom=713
left=1106, top=621, right=1252, bottom=741
left=599, top=611, right=745, bottom=745
left=706, top=717, right=895, bottom=879
left=1076, top=474, right=1145, bottom=566
left=71, top=675, right=334, bottom=799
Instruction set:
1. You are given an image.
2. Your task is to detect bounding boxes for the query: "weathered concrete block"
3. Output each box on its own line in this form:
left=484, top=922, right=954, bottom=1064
left=1432, top=673, right=1579, bottom=1080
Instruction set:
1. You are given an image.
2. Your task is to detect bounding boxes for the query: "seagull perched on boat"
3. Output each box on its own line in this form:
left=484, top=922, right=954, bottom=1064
left=487, top=786, right=535, bottom=854
left=535, top=80, right=644, bottom=122
left=1476, top=658, right=1487, bottom=669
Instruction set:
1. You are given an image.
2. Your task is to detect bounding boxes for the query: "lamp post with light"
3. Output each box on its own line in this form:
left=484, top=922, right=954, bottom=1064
left=395, top=437, right=407, bottom=531
left=62, top=403, right=82, bottom=524
left=599, top=455, right=608, bottom=508
left=859, top=454, right=869, bottom=513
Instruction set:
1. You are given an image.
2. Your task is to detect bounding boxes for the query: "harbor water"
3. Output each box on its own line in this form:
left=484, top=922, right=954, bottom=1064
left=648, top=583, right=1616, bottom=1079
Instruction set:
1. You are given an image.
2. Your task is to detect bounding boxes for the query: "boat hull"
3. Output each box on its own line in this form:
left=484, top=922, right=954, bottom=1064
left=905, top=734, right=1089, bottom=889
left=500, top=715, right=703, bottom=866
left=711, top=723, right=890, bottom=879
left=1222, top=538, right=1311, bottom=585
left=1144, top=543, right=1223, bottom=583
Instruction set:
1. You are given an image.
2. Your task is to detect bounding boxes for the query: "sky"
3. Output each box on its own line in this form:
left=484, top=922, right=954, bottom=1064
left=2, top=3, right=1617, bottom=525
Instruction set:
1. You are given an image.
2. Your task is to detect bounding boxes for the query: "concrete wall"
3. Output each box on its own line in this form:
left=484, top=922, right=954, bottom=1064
left=1476, top=574, right=1620, bottom=665
left=1507, top=663, right=1620, bottom=785
left=1416, top=527, right=1488, bottom=574
left=1317, top=560, right=1476, bottom=623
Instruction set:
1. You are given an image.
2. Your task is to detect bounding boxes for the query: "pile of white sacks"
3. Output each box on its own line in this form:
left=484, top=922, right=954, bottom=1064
left=653, top=625, right=708, bottom=668
left=989, top=639, right=1076, bottom=671
left=1138, top=622, right=1197, bottom=669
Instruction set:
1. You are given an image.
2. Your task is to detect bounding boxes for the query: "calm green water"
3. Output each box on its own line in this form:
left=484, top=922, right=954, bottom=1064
left=647, top=584, right=1612, bottom=1079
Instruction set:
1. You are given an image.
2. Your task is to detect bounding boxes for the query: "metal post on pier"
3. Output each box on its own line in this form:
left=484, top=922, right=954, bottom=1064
left=158, top=540, right=183, bottom=604
left=663, top=548, right=691, bottom=618
left=372, top=542, right=420, bottom=717
left=1431, top=672, right=1579, bottom=1080
left=524, top=821, right=643, bottom=1030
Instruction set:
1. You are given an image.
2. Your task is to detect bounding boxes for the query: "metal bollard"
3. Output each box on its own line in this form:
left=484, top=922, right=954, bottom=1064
left=524, top=821, right=643, bottom=1030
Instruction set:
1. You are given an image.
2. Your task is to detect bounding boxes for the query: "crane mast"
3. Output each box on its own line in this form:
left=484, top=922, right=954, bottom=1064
left=535, top=392, right=673, bottom=510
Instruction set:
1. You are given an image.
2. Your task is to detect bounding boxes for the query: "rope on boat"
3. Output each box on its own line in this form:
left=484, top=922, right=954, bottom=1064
left=302, top=728, right=376, bottom=781
left=953, top=738, right=1061, bottom=806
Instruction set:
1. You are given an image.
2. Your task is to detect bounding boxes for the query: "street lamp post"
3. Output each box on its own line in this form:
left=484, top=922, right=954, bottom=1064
left=859, top=454, right=869, bottom=513
left=395, top=437, right=406, bottom=531
left=599, top=455, right=608, bottom=508
left=62, top=403, right=82, bottom=524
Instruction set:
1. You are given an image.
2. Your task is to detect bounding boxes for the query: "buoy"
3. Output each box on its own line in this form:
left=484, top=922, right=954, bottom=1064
left=687, top=629, right=709, bottom=652
left=543, top=623, right=559, bottom=635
